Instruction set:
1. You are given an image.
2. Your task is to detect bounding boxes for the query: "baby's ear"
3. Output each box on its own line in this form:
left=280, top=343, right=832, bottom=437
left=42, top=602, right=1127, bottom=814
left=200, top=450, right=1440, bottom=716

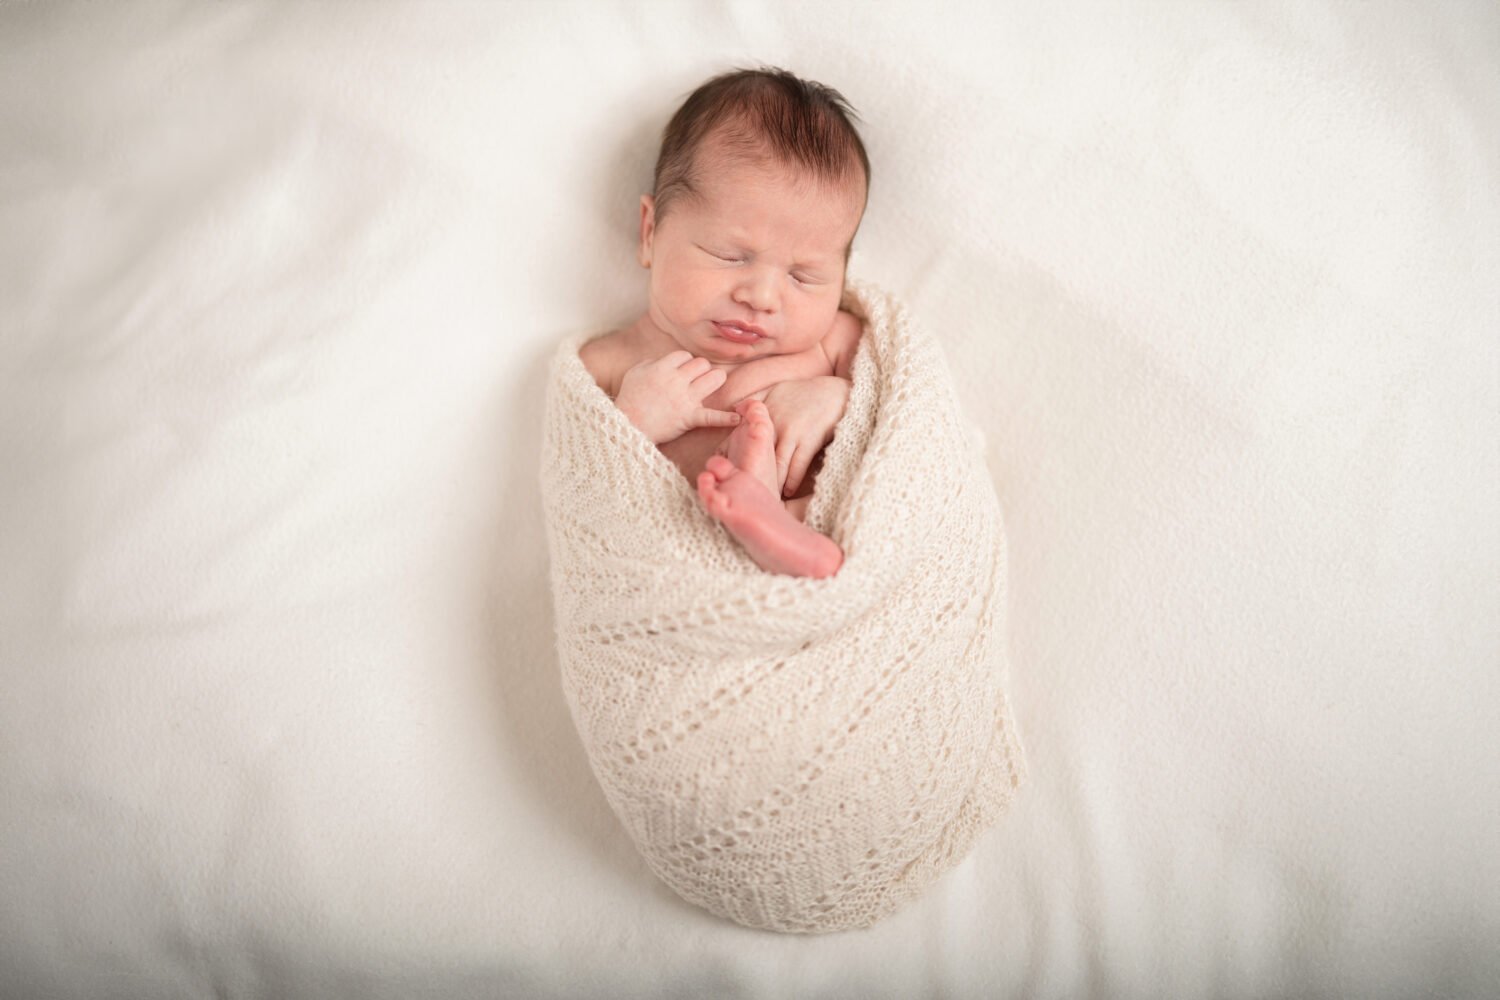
left=638, top=194, right=656, bottom=268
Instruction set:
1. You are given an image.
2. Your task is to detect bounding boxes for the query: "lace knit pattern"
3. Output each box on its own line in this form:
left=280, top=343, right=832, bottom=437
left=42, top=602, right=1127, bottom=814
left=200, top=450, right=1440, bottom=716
left=540, top=279, right=1026, bottom=933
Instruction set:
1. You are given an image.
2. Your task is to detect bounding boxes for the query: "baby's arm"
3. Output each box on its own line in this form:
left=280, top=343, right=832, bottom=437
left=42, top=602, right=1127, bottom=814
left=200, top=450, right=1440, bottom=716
left=761, top=376, right=850, bottom=497
left=758, top=309, right=863, bottom=496
left=616, top=351, right=741, bottom=444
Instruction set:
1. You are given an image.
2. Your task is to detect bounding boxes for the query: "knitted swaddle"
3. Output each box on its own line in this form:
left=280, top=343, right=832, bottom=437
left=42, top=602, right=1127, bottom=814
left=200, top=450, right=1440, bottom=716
left=539, top=279, right=1025, bottom=933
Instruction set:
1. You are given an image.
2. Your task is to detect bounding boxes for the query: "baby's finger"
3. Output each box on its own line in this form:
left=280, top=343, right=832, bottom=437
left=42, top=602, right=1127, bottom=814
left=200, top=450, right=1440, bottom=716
left=776, top=441, right=796, bottom=495
left=658, top=350, right=693, bottom=368
left=676, top=355, right=712, bottom=375
left=689, top=367, right=727, bottom=394
left=690, top=407, right=742, bottom=429
left=784, top=447, right=813, bottom=498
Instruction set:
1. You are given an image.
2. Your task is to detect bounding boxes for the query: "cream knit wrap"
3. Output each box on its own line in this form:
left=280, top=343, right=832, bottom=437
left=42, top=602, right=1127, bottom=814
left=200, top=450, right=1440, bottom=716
left=540, top=279, right=1025, bottom=933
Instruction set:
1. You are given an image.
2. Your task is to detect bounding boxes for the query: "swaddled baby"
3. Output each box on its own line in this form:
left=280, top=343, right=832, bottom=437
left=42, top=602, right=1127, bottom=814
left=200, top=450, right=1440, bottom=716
left=581, top=66, right=869, bottom=578
left=547, top=66, right=1026, bottom=934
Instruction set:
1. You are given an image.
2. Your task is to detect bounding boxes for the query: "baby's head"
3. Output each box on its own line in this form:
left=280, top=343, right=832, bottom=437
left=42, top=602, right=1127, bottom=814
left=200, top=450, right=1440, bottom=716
left=638, top=67, right=871, bottom=363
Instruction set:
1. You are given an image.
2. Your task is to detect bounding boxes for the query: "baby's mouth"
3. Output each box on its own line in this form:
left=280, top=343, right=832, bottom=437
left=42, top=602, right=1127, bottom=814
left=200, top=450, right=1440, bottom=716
left=713, top=321, right=764, bottom=344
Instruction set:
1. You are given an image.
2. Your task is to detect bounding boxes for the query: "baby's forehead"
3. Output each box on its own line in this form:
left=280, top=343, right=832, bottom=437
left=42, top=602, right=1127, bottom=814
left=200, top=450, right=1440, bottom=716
left=692, top=150, right=866, bottom=216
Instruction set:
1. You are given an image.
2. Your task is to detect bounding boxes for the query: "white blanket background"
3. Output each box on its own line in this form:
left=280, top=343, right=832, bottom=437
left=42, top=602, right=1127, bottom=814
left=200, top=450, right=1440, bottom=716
left=2, top=2, right=1496, bottom=998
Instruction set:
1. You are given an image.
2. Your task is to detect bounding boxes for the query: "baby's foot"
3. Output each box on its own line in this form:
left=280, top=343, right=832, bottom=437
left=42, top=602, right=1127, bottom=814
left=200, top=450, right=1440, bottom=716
left=721, top=399, right=781, bottom=497
left=697, top=455, right=843, bottom=579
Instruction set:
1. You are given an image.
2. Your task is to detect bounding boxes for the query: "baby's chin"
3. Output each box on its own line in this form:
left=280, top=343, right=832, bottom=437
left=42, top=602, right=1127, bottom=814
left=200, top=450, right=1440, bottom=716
left=687, top=342, right=759, bottom=366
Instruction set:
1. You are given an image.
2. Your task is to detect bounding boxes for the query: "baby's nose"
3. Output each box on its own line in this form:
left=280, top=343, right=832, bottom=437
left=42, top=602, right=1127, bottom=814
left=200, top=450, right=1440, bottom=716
left=732, top=268, right=778, bottom=312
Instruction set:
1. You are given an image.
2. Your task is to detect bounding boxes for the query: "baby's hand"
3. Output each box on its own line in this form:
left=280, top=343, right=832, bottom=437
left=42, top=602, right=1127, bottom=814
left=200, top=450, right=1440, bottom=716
left=615, top=350, right=741, bottom=445
left=760, top=376, right=851, bottom=497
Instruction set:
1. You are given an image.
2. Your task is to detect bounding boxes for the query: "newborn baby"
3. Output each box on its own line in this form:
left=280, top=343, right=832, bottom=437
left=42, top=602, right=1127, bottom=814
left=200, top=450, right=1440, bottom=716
left=546, top=70, right=1024, bottom=932
left=581, top=67, right=870, bottom=579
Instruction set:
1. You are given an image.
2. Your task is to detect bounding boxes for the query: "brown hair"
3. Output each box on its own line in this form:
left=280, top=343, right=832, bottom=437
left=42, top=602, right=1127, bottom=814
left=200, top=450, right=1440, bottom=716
left=651, top=66, right=870, bottom=226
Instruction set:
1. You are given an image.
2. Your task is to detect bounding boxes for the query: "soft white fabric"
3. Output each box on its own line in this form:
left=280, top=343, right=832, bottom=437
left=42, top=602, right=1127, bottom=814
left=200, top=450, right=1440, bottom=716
left=541, top=280, right=1025, bottom=933
left=1, top=0, right=1497, bottom=997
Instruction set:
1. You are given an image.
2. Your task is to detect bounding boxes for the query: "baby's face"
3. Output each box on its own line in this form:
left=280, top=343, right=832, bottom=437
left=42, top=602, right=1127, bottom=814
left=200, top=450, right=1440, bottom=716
left=638, top=154, right=864, bottom=364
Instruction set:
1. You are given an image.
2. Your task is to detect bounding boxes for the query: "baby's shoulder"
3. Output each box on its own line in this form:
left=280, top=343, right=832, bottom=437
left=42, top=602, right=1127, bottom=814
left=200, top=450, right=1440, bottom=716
left=821, top=308, right=865, bottom=379
left=578, top=328, right=634, bottom=397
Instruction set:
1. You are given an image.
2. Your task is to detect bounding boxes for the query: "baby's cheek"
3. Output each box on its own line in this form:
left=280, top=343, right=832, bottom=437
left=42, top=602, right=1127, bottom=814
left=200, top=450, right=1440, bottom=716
left=654, top=269, right=706, bottom=320
left=795, top=302, right=840, bottom=351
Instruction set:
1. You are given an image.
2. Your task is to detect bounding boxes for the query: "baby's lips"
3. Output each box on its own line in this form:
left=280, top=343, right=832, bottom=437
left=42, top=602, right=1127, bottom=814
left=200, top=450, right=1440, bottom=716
left=713, top=321, right=765, bottom=344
